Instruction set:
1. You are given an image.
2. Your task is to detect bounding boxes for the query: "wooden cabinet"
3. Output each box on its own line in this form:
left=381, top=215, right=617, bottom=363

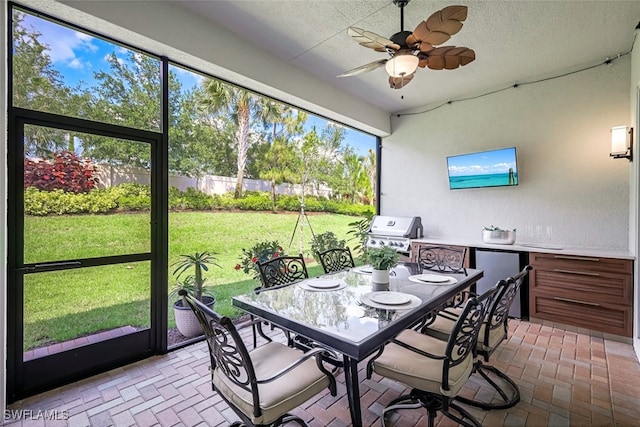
left=409, top=242, right=470, bottom=267
left=529, top=252, right=633, bottom=337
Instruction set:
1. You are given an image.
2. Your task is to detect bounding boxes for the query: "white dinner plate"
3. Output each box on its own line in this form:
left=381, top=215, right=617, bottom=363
left=369, top=291, right=411, bottom=305
left=416, top=274, right=449, bottom=283
left=307, top=278, right=341, bottom=289
left=408, top=274, right=458, bottom=285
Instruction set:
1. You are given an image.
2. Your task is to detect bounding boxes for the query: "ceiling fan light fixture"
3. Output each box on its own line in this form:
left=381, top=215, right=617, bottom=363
left=385, top=53, right=419, bottom=78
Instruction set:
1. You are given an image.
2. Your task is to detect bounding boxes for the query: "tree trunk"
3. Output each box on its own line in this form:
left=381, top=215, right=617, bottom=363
left=234, top=103, right=251, bottom=198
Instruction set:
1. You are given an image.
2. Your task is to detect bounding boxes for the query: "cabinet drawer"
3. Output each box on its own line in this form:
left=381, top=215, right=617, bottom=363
left=530, top=269, right=632, bottom=306
left=530, top=252, right=632, bottom=274
left=530, top=293, right=632, bottom=337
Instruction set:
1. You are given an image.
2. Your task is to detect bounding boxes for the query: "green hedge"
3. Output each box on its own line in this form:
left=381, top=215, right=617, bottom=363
left=24, top=184, right=376, bottom=217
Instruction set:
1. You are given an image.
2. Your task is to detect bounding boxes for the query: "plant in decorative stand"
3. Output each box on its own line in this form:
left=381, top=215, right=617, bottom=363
left=310, top=231, right=346, bottom=263
left=235, top=240, right=284, bottom=286
left=170, top=251, right=220, bottom=338
left=366, top=246, right=399, bottom=284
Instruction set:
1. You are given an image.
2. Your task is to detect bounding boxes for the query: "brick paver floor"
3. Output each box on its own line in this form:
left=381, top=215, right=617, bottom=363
left=6, top=320, right=640, bottom=426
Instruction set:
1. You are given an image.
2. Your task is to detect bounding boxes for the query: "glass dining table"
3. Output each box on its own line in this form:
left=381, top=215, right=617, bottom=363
left=232, top=262, right=484, bottom=427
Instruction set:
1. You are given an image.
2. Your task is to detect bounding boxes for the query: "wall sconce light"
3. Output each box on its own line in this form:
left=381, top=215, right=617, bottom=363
left=610, top=126, right=633, bottom=161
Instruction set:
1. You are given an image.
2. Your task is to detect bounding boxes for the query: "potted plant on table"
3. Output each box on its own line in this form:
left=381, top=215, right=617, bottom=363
left=170, top=251, right=220, bottom=337
left=366, top=246, right=399, bottom=284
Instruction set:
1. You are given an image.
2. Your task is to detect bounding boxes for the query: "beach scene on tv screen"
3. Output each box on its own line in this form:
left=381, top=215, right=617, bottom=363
left=447, top=147, right=518, bottom=189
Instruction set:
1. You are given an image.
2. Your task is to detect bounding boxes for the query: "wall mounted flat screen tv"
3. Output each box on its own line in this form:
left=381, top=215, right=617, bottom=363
left=447, top=147, right=519, bottom=190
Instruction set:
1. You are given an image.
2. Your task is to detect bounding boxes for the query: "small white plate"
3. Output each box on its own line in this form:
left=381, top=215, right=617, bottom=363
left=307, top=279, right=341, bottom=289
left=408, top=274, right=458, bottom=285
left=369, top=291, right=411, bottom=305
left=353, top=265, right=373, bottom=274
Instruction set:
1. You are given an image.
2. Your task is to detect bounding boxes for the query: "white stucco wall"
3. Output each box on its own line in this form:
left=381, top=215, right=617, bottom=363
left=381, top=56, right=631, bottom=251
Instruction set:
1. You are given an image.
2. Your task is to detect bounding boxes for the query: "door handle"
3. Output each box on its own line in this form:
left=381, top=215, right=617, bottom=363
left=553, top=255, right=600, bottom=262
left=553, top=296, right=600, bottom=307
left=32, top=261, right=82, bottom=270
left=552, top=269, right=600, bottom=277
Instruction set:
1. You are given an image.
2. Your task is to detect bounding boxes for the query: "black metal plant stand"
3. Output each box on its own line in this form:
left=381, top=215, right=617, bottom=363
left=288, top=202, right=315, bottom=254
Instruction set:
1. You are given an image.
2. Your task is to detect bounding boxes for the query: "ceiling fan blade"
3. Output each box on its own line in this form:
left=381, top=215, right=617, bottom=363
left=407, top=5, right=467, bottom=49
left=337, top=59, right=388, bottom=78
left=418, top=46, right=475, bottom=70
left=389, top=72, right=415, bottom=89
left=347, top=27, right=401, bottom=52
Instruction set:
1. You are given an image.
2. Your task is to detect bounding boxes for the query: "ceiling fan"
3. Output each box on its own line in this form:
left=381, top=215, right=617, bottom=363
left=337, top=1, right=475, bottom=89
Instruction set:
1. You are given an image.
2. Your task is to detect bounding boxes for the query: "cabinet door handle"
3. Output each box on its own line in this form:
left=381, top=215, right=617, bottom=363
left=553, top=255, right=600, bottom=262
left=553, top=296, right=600, bottom=307
left=553, top=268, right=600, bottom=277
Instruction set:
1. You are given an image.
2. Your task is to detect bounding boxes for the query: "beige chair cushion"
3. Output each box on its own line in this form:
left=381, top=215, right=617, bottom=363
left=213, top=341, right=330, bottom=425
left=429, top=309, right=507, bottom=353
left=373, top=329, right=474, bottom=397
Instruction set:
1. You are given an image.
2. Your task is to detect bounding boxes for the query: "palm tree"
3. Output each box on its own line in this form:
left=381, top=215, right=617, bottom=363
left=343, top=151, right=369, bottom=203
left=199, top=80, right=283, bottom=198
left=366, top=148, right=377, bottom=205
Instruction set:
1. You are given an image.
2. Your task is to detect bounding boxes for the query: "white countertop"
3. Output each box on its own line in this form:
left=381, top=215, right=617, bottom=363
left=411, top=238, right=635, bottom=260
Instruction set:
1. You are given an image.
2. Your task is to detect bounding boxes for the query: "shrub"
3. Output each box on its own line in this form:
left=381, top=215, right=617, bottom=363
left=111, top=183, right=151, bottom=211
left=275, top=195, right=324, bottom=212
left=168, top=186, right=188, bottom=210
left=214, top=192, right=238, bottom=210
left=24, top=151, right=98, bottom=193
left=310, top=231, right=346, bottom=263
left=182, top=187, right=215, bottom=210
left=24, top=187, right=118, bottom=216
left=236, top=192, right=273, bottom=211
left=275, top=195, right=303, bottom=211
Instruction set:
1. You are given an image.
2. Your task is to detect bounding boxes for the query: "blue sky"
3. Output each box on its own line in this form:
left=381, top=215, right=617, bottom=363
left=447, top=147, right=518, bottom=177
left=22, top=12, right=376, bottom=157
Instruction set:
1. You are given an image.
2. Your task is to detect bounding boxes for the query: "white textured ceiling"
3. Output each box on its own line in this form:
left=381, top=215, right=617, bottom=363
left=174, top=0, right=640, bottom=113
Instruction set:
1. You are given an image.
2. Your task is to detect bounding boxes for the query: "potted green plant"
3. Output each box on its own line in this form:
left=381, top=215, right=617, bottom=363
left=366, top=246, right=399, bottom=284
left=310, top=231, right=346, bottom=263
left=170, top=251, right=220, bottom=337
left=235, top=240, right=284, bottom=284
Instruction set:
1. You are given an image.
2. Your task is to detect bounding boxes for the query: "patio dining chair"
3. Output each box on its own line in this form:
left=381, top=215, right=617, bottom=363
left=422, top=265, right=532, bottom=409
left=317, top=247, right=355, bottom=274
left=179, top=290, right=337, bottom=427
left=257, top=254, right=309, bottom=289
left=417, top=246, right=467, bottom=275
left=366, top=292, right=495, bottom=427
left=250, top=254, right=309, bottom=348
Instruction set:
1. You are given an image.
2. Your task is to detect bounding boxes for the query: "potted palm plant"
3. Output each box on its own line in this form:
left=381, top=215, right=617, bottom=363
left=170, top=251, right=220, bottom=337
left=366, top=246, right=399, bottom=284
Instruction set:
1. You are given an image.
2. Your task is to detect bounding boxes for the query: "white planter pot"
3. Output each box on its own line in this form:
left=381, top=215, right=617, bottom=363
left=371, top=269, right=390, bottom=284
left=173, top=296, right=215, bottom=338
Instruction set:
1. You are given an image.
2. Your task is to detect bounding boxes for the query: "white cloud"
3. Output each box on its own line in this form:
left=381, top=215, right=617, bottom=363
left=23, top=15, right=99, bottom=70
left=67, top=58, right=83, bottom=69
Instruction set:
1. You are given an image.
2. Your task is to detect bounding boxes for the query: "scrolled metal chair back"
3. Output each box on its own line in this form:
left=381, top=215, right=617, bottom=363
left=179, top=291, right=262, bottom=417
left=317, top=248, right=355, bottom=274
left=257, top=254, right=308, bottom=288
left=418, top=246, right=467, bottom=275
left=487, top=265, right=532, bottom=333
left=442, top=287, right=495, bottom=390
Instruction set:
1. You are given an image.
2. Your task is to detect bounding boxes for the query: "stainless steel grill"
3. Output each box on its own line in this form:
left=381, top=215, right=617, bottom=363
left=365, top=215, right=423, bottom=254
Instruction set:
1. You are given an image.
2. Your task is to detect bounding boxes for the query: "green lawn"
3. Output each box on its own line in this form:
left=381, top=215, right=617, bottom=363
left=23, top=211, right=361, bottom=350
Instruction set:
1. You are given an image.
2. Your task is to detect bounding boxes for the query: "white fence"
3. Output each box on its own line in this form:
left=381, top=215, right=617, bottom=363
left=94, top=164, right=332, bottom=198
